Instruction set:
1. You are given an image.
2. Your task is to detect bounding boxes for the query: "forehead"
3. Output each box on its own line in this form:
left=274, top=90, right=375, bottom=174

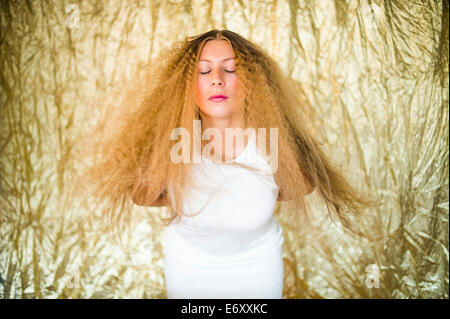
left=198, top=40, right=235, bottom=61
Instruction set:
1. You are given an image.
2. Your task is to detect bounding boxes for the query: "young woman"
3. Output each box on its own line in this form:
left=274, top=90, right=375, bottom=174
left=75, top=29, right=376, bottom=299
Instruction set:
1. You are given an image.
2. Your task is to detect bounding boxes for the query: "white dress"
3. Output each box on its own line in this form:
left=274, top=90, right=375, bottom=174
left=162, top=129, right=284, bottom=299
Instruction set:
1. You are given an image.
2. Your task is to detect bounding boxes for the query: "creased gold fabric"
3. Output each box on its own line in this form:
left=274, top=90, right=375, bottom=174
left=0, top=0, right=448, bottom=298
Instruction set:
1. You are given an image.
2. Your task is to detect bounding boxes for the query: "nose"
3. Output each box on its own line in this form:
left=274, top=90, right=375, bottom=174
left=211, top=71, right=224, bottom=86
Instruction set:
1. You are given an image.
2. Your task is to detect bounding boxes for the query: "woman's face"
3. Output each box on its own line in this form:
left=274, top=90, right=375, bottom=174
left=195, top=39, right=244, bottom=123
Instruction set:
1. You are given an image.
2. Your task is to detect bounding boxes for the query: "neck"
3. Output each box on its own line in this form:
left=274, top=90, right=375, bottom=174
left=200, top=116, right=243, bottom=134
left=200, top=113, right=246, bottom=161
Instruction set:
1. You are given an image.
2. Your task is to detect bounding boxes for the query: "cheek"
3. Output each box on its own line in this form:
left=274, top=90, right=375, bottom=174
left=231, top=79, right=244, bottom=101
left=195, top=78, right=207, bottom=101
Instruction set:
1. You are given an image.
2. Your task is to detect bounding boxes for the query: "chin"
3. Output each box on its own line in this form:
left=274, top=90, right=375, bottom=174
left=204, top=111, right=234, bottom=119
left=201, top=106, right=235, bottom=119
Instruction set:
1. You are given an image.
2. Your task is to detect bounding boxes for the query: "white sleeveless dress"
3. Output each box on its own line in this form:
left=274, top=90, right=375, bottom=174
left=162, top=129, right=284, bottom=299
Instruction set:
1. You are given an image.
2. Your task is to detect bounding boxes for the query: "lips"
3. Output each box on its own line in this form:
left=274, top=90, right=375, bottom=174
left=209, top=95, right=228, bottom=102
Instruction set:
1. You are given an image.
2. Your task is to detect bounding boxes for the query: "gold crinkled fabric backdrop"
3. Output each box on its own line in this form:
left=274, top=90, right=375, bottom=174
left=0, top=0, right=448, bottom=299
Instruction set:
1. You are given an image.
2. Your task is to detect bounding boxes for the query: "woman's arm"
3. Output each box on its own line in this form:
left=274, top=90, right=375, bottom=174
left=147, top=191, right=169, bottom=206
left=277, top=183, right=314, bottom=201
left=277, top=188, right=289, bottom=201
left=131, top=185, right=169, bottom=207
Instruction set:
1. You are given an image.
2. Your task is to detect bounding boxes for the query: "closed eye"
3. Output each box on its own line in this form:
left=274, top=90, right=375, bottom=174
left=200, top=70, right=236, bottom=74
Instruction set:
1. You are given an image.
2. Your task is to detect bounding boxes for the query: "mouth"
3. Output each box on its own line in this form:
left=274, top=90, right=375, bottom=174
left=209, top=95, right=228, bottom=102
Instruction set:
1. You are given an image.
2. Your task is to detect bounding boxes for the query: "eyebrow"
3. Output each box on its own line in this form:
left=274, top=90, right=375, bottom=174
left=199, top=57, right=235, bottom=62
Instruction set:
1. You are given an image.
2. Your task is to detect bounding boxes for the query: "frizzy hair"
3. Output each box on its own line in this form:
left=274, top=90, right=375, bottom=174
left=70, top=29, right=379, bottom=239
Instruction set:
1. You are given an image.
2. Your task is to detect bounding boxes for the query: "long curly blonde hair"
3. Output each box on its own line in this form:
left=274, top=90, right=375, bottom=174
left=71, top=29, right=378, bottom=239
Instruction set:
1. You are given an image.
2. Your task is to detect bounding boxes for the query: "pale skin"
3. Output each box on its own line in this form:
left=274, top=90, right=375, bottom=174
left=133, top=39, right=290, bottom=206
left=195, top=39, right=247, bottom=162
